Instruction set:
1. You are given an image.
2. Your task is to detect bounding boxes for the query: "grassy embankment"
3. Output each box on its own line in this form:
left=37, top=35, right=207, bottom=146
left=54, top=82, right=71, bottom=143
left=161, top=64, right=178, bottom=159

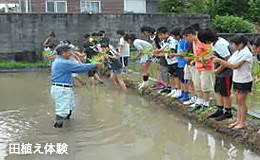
left=0, top=61, right=47, bottom=69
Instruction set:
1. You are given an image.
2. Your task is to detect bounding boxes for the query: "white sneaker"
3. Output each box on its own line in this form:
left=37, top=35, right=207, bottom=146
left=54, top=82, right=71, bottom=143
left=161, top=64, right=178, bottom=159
left=189, top=103, right=197, bottom=108
left=138, top=81, right=142, bottom=87
left=138, top=81, right=143, bottom=89
left=172, top=90, right=181, bottom=98
left=184, top=96, right=196, bottom=105
left=138, top=81, right=148, bottom=90
left=167, top=89, right=176, bottom=97
left=183, top=99, right=195, bottom=105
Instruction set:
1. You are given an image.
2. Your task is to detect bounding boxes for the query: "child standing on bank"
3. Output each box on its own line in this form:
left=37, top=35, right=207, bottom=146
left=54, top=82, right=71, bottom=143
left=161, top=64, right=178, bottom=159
left=124, top=34, right=153, bottom=89
left=213, top=35, right=253, bottom=129
left=183, top=27, right=215, bottom=113
left=117, top=30, right=130, bottom=71
left=207, top=32, right=233, bottom=121
left=51, top=45, right=101, bottom=128
left=170, top=27, right=189, bottom=101
left=155, top=27, right=178, bottom=96
left=140, top=26, right=164, bottom=90
left=182, top=24, right=200, bottom=106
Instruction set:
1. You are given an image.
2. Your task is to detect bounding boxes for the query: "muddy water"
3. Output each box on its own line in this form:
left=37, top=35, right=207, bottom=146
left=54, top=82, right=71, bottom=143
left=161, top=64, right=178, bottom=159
left=0, top=72, right=259, bottom=160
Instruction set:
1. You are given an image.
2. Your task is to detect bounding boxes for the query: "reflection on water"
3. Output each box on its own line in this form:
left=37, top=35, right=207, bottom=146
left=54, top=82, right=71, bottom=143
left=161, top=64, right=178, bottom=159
left=0, top=110, right=33, bottom=160
left=232, top=86, right=260, bottom=115
left=0, top=72, right=259, bottom=160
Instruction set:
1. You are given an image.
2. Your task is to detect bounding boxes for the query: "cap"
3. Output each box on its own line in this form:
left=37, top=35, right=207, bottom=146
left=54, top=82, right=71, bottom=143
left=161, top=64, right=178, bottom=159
left=55, top=45, right=72, bottom=54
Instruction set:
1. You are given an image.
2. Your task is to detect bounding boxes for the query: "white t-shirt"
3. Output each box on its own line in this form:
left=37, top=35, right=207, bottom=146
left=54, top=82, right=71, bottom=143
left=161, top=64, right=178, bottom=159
left=161, top=36, right=178, bottom=65
left=119, top=37, right=130, bottom=57
left=213, top=37, right=232, bottom=77
left=133, top=39, right=152, bottom=51
left=228, top=46, right=253, bottom=83
left=213, top=37, right=230, bottom=58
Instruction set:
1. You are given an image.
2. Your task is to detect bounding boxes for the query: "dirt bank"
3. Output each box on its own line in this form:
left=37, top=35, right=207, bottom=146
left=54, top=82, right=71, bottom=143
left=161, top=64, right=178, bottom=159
left=124, top=78, right=260, bottom=155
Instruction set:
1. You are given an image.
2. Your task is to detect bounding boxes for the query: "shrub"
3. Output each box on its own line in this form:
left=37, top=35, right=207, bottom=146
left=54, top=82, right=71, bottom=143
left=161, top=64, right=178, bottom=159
left=247, top=0, right=260, bottom=23
left=213, top=15, right=255, bottom=33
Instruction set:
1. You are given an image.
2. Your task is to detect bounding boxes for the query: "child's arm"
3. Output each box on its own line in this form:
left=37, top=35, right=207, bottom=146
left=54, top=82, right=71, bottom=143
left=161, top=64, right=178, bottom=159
left=73, top=51, right=85, bottom=58
left=75, top=74, right=86, bottom=86
left=185, top=57, right=193, bottom=63
left=136, top=51, right=141, bottom=58
left=213, top=57, right=246, bottom=69
left=42, top=37, right=51, bottom=47
left=168, top=53, right=183, bottom=58
left=47, top=55, right=56, bottom=61
left=72, top=52, right=82, bottom=63
left=214, top=56, right=230, bottom=74
left=118, top=46, right=123, bottom=57
left=152, top=48, right=164, bottom=56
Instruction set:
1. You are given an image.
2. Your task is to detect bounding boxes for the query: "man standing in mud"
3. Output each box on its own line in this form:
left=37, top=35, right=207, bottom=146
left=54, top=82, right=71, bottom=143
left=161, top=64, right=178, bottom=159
left=51, top=45, right=101, bottom=128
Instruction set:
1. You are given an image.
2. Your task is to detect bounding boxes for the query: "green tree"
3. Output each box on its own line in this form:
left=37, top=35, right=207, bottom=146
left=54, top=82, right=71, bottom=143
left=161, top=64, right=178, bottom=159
left=159, top=0, right=209, bottom=14
left=159, top=0, right=260, bottom=24
left=247, top=0, right=260, bottom=23
left=159, top=0, right=187, bottom=13
left=206, top=0, right=249, bottom=17
left=213, top=15, right=255, bottom=33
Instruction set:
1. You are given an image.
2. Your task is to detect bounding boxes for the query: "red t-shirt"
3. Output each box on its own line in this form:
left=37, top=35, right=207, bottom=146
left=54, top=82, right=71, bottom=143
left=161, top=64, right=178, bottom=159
left=193, top=40, right=214, bottom=71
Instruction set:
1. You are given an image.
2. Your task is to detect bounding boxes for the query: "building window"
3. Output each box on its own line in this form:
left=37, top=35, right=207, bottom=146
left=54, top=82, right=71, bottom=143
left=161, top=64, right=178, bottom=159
left=46, top=1, right=67, bottom=13
left=81, top=1, right=101, bottom=13
left=124, top=0, right=146, bottom=13
left=19, top=0, right=29, bottom=13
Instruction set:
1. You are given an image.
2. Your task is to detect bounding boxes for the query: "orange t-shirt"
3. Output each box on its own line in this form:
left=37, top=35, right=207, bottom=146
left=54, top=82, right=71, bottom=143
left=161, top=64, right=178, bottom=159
left=193, top=40, right=214, bottom=71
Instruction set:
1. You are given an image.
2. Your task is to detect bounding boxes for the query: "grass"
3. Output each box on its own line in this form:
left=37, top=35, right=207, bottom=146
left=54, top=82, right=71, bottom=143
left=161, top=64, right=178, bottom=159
left=252, top=58, right=260, bottom=90
left=128, top=62, right=158, bottom=78
left=253, top=58, right=260, bottom=76
left=0, top=61, right=48, bottom=69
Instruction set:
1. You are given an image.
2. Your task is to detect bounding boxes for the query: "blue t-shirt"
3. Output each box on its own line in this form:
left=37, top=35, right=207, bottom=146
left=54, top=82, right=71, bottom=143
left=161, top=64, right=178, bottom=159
left=177, top=39, right=189, bottom=68
left=51, top=56, right=95, bottom=85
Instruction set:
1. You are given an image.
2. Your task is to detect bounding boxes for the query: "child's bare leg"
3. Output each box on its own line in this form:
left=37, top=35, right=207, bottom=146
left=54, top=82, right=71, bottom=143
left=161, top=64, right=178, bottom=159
left=190, top=80, right=195, bottom=96
left=142, top=64, right=146, bottom=76
left=141, top=63, right=150, bottom=84
left=182, top=82, right=188, bottom=92
left=144, top=62, right=150, bottom=76
left=75, top=75, right=85, bottom=86
left=112, top=74, right=118, bottom=86
left=156, top=63, right=161, bottom=82
left=234, top=93, right=248, bottom=129
left=109, top=72, right=114, bottom=80
left=117, top=76, right=127, bottom=91
left=89, top=77, right=95, bottom=86
left=174, top=77, right=180, bottom=90
left=94, top=73, right=103, bottom=83
left=229, top=92, right=241, bottom=128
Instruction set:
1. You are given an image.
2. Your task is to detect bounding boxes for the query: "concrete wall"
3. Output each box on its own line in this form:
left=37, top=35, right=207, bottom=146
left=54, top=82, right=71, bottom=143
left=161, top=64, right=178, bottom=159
left=0, top=13, right=211, bottom=61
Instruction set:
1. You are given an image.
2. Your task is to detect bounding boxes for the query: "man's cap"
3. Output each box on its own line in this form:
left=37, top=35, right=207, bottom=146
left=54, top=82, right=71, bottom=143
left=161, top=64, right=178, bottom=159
left=55, top=45, right=72, bottom=54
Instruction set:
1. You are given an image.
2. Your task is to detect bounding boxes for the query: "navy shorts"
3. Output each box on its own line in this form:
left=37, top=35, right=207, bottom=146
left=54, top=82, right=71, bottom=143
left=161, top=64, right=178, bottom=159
left=113, top=68, right=122, bottom=75
left=233, top=81, right=253, bottom=93
left=168, top=63, right=178, bottom=77
left=177, top=67, right=184, bottom=83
